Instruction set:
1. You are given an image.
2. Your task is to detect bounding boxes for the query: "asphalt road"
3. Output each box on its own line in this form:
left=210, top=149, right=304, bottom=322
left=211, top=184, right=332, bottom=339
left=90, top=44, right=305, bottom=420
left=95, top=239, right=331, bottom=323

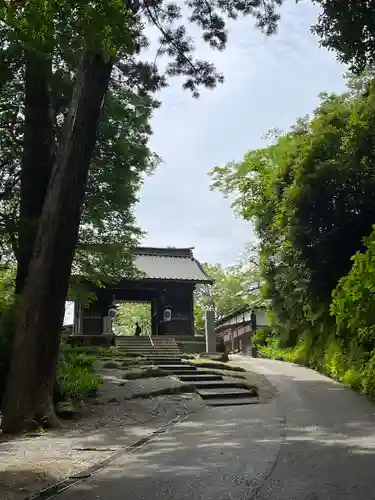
left=58, top=357, right=375, bottom=500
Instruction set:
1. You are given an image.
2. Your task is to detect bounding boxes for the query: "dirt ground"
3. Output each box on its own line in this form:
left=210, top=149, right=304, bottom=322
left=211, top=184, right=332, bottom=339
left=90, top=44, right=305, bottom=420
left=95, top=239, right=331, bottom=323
left=0, top=375, right=205, bottom=500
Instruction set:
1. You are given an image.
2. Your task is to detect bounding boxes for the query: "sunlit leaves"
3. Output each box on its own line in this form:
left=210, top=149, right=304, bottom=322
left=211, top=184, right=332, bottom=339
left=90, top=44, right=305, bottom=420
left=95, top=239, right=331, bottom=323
left=211, top=76, right=375, bottom=348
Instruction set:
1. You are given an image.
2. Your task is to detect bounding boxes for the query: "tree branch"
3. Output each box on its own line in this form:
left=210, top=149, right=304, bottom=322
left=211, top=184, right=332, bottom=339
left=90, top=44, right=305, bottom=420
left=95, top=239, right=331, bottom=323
left=142, top=0, right=198, bottom=74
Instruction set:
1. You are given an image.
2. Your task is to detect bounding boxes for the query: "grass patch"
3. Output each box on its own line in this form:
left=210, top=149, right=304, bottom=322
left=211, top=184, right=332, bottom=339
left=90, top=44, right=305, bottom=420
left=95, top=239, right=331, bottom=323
left=56, top=343, right=102, bottom=410
left=185, top=358, right=246, bottom=372
left=122, top=366, right=168, bottom=380
left=57, top=360, right=101, bottom=399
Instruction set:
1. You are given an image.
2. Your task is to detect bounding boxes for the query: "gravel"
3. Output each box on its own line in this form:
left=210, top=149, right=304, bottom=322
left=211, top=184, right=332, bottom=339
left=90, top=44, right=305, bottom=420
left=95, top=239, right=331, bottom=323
left=0, top=377, right=204, bottom=500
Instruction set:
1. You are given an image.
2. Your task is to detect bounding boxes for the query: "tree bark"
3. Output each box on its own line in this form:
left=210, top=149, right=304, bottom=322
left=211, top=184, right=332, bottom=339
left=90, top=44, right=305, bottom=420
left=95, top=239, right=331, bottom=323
left=1, top=51, right=113, bottom=433
left=15, top=51, right=54, bottom=294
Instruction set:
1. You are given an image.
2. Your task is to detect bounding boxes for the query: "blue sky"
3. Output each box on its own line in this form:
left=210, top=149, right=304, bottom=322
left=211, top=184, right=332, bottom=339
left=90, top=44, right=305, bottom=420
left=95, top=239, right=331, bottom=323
left=135, top=0, right=347, bottom=268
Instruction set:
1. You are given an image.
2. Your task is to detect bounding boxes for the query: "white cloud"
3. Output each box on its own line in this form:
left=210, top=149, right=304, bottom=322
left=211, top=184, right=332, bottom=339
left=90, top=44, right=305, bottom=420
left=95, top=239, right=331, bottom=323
left=135, top=0, right=347, bottom=267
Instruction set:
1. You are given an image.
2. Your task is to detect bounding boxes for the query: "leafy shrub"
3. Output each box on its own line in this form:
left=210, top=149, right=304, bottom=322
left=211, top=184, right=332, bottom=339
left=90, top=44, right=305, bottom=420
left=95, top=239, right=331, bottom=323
left=331, top=227, right=375, bottom=347
left=61, top=344, right=96, bottom=369
left=260, top=333, right=375, bottom=400
left=361, top=352, right=375, bottom=399
left=57, top=358, right=101, bottom=399
left=56, top=343, right=101, bottom=402
left=252, top=327, right=273, bottom=349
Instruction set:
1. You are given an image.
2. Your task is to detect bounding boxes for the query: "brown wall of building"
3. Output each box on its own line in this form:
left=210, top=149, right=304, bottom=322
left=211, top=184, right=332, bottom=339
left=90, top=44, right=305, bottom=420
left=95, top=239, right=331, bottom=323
left=82, top=318, right=102, bottom=335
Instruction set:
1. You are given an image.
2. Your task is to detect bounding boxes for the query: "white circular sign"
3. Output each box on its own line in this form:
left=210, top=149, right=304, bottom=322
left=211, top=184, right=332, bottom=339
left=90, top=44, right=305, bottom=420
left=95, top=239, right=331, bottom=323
left=164, top=308, right=172, bottom=322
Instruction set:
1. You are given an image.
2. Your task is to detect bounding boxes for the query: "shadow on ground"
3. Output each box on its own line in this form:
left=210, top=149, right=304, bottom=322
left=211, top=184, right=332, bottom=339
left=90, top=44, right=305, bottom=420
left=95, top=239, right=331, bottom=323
left=4, top=360, right=375, bottom=499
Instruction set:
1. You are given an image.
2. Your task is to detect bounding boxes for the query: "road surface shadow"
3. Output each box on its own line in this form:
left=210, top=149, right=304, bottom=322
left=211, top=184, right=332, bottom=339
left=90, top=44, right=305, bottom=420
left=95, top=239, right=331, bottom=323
left=3, top=362, right=375, bottom=499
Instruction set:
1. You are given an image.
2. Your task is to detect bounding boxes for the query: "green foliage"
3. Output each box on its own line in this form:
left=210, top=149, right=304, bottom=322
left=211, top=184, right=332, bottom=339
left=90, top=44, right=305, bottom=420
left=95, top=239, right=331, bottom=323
left=57, top=361, right=101, bottom=400
left=212, top=72, right=375, bottom=401
left=312, top=2, right=375, bottom=73
left=252, top=327, right=273, bottom=349
left=57, top=344, right=101, bottom=401
left=115, top=302, right=151, bottom=335
left=211, top=75, right=375, bottom=346
left=331, top=227, right=375, bottom=348
left=0, top=0, right=288, bottom=278
left=259, top=336, right=375, bottom=399
left=194, top=247, right=262, bottom=331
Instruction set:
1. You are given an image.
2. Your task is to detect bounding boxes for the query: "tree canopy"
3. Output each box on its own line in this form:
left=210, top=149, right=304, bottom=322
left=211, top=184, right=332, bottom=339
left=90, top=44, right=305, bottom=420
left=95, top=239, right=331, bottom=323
left=194, top=247, right=262, bottom=332
left=0, top=0, right=289, bottom=432
left=211, top=73, right=375, bottom=396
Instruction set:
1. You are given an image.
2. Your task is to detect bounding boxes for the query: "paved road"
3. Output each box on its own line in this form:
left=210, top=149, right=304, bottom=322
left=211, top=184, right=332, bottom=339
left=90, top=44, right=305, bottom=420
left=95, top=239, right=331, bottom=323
left=59, top=357, right=375, bottom=500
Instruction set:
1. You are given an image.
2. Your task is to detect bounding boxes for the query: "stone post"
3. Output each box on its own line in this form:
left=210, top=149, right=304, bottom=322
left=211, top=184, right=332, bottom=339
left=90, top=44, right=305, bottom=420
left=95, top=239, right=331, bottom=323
left=205, top=310, right=216, bottom=353
left=251, top=310, right=257, bottom=357
left=102, top=316, right=112, bottom=334
left=241, top=333, right=251, bottom=355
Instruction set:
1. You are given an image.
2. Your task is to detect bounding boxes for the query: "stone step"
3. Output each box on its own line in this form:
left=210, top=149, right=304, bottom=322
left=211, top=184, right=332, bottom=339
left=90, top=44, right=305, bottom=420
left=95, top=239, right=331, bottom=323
left=205, top=398, right=259, bottom=407
left=177, top=373, right=223, bottom=382
left=118, top=351, right=181, bottom=354
left=116, top=343, right=180, bottom=348
left=151, top=362, right=182, bottom=366
left=149, top=356, right=180, bottom=366
left=189, top=379, right=255, bottom=391
left=159, top=365, right=198, bottom=373
left=132, top=347, right=180, bottom=350
left=195, top=387, right=257, bottom=399
left=117, top=349, right=181, bottom=354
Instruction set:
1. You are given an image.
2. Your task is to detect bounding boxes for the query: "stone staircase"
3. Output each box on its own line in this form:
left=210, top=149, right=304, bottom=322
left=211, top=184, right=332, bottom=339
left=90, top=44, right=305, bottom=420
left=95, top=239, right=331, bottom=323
left=156, top=360, right=259, bottom=407
left=115, top=336, right=181, bottom=362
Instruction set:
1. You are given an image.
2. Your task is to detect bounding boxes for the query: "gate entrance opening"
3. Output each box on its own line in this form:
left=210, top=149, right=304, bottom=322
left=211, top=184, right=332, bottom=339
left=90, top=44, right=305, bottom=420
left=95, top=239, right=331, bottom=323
left=114, top=301, right=151, bottom=336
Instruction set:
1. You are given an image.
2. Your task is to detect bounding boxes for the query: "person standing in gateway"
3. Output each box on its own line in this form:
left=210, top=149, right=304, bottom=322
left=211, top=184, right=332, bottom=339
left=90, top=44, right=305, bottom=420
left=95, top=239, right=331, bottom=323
left=134, top=322, right=141, bottom=336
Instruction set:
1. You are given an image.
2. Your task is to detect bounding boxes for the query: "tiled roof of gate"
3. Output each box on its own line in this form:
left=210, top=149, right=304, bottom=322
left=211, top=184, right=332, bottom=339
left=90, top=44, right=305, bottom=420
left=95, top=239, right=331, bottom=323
left=134, top=247, right=212, bottom=282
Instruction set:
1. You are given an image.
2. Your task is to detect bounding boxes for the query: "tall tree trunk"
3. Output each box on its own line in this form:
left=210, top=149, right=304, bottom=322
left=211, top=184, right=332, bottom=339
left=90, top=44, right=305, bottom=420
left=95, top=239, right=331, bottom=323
left=1, top=51, right=112, bottom=433
left=15, top=51, right=54, bottom=294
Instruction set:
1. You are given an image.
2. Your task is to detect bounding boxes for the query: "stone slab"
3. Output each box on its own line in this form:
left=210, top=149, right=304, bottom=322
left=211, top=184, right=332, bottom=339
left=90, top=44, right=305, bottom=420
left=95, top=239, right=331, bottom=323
left=160, top=365, right=198, bottom=372
left=196, top=387, right=257, bottom=398
left=188, top=379, right=252, bottom=390
left=177, top=374, right=223, bottom=382
left=206, top=397, right=260, bottom=406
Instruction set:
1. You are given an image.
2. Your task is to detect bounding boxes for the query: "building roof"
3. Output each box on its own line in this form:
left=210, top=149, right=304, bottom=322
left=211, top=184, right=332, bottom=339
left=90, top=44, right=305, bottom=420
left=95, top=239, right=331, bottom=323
left=133, top=247, right=212, bottom=283
left=215, top=304, right=266, bottom=327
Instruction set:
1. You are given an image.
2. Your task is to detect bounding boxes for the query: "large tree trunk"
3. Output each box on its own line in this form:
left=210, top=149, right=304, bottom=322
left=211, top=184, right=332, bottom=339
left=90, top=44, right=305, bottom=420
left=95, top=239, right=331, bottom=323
left=1, top=51, right=112, bottom=433
left=15, top=51, right=54, bottom=294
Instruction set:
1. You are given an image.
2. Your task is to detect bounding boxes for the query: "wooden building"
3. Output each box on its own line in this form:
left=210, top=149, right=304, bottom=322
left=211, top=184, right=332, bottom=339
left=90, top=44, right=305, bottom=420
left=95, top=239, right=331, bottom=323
left=73, top=247, right=212, bottom=337
left=215, top=305, right=268, bottom=352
